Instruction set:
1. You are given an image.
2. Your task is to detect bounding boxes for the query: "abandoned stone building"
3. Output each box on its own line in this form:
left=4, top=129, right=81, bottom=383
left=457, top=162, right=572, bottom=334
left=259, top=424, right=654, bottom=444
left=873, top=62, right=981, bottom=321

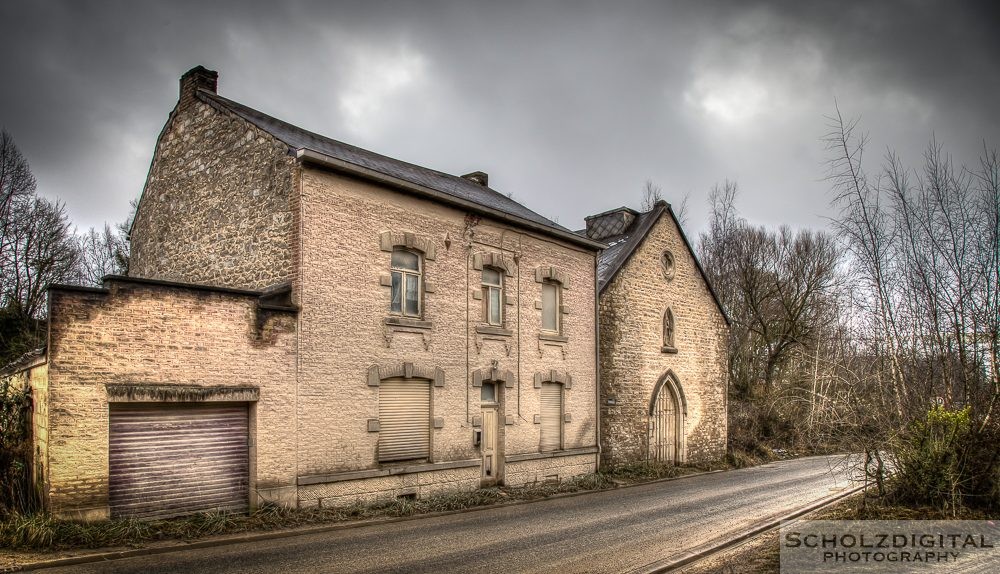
left=6, top=66, right=607, bottom=520
left=583, top=203, right=729, bottom=466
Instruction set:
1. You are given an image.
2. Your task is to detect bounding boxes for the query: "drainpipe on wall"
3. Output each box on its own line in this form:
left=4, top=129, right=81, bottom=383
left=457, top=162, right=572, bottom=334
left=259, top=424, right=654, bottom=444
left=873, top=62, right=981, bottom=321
left=594, top=254, right=601, bottom=472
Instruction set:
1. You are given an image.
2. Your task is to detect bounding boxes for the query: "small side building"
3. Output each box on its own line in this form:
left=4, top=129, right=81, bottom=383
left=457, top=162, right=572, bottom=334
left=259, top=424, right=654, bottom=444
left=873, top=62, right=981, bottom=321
left=585, top=202, right=729, bottom=466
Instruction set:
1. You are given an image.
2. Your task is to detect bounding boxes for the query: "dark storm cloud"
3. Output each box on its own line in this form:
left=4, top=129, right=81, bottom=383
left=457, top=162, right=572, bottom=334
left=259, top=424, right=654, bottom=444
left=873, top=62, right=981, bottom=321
left=1, top=1, right=997, bottom=235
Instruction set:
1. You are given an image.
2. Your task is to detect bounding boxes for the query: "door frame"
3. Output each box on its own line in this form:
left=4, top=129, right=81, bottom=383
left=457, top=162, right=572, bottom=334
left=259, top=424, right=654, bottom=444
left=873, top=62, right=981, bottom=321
left=478, top=381, right=504, bottom=487
left=647, top=370, right=687, bottom=464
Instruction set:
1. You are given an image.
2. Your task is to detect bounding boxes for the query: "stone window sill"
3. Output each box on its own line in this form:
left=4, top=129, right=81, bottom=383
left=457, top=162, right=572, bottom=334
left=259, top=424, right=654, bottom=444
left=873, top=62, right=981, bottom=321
left=384, top=316, right=433, bottom=330
left=661, top=345, right=678, bottom=354
left=476, top=325, right=513, bottom=337
left=539, top=332, right=569, bottom=343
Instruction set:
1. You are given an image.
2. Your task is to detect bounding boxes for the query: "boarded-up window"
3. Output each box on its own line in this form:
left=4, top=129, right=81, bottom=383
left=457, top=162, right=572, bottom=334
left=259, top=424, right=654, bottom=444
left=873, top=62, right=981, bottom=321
left=539, top=382, right=563, bottom=451
left=378, top=378, right=431, bottom=462
left=541, top=281, right=560, bottom=332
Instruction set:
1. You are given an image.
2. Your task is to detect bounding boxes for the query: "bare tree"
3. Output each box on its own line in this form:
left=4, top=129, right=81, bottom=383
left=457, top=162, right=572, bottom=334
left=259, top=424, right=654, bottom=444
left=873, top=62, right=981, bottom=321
left=675, top=191, right=691, bottom=229
left=77, top=218, right=130, bottom=286
left=698, top=180, right=741, bottom=307
left=824, top=107, right=908, bottom=419
left=697, top=179, right=843, bottom=457
left=826, top=108, right=999, bottom=510
left=640, top=180, right=663, bottom=211
left=0, top=129, right=37, bottom=286
left=4, top=198, right=79, bottom=319
left=0, top=132, right=81, bottom=365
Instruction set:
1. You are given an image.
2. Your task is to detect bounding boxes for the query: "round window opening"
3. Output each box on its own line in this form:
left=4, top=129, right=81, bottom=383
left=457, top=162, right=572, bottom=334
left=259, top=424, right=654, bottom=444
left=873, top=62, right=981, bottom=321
left=661, top=250, right=676, bottom=281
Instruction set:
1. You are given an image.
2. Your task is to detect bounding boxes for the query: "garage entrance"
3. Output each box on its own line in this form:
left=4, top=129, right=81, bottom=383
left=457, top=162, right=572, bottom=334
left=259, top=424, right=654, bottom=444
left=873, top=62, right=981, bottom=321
left=109, top=403, right=250, bottom=519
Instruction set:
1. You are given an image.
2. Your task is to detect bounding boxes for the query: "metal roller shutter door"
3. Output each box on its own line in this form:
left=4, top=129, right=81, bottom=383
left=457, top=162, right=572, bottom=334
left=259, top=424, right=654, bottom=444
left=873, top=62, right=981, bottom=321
left=539, top=383, right=563, bottom=451
left=109, top=404, right=249, bottom=519
left=378, top=379, right=430, bottom=462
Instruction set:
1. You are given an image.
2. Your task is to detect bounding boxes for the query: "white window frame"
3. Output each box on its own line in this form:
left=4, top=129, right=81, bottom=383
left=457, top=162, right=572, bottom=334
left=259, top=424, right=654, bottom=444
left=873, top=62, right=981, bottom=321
left=482, top=267, right=503, bottom=326
left=390, top=248, right=422, bottom=318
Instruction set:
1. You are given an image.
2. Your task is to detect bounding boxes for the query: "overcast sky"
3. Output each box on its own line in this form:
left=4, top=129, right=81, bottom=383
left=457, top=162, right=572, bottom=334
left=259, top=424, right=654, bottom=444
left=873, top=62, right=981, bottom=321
left=1, top=1, right=997, bottom=237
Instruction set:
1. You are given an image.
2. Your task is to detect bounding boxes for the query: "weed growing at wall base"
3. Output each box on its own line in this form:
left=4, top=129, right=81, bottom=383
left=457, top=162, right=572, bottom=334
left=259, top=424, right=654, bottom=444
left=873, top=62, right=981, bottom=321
left=0, top=379, right=36, bottom=516
left=0, top=465, right=717, bottom=551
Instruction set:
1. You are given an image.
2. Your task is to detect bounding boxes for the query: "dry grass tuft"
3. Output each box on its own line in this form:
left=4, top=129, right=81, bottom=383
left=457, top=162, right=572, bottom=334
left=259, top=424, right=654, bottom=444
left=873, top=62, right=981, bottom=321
left=0, top=460, right=724, bottom=551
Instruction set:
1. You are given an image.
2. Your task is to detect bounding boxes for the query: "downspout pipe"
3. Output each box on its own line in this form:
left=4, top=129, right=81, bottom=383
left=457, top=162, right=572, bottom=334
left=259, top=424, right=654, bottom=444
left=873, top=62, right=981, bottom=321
left=594, top=253, right=602, bottom=472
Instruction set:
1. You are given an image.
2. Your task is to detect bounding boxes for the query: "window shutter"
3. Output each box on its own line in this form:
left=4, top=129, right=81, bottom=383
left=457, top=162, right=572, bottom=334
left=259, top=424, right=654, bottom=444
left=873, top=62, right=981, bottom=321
left=539, top=383, right=563, bottom=452
left=378, top=379, right=430, bottom=462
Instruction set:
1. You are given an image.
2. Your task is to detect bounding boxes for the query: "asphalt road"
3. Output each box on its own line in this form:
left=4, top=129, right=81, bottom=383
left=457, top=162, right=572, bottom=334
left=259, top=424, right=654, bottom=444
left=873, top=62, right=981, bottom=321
left=43, top=455, right=859, bottom=574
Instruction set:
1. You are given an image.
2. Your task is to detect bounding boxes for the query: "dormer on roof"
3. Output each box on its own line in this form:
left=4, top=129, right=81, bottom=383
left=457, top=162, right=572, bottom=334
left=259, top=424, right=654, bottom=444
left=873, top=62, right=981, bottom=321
left=584, top=206, right=640, bottom=240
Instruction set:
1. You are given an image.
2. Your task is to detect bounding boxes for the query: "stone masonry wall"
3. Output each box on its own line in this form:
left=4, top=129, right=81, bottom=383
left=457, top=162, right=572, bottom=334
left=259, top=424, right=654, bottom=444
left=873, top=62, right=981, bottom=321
left=45, top=279, right=297, bottom=520
left=505, top=454, right=596, bottom=487
left=599, top=212, right=728, bottom=466
left=298, top=466, right=482, bottom=508
left=29, top=364, right=49, bottom=508
left=293, top=167, right=598, bottom=505
left=129, top=97, right=296, bottom=291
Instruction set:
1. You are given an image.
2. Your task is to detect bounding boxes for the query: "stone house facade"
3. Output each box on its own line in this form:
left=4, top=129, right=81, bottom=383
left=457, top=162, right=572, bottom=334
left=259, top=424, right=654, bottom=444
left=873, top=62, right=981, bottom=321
left=10, top=66, right=604, bottom=520
left=585, top=202, right=729, bottom=467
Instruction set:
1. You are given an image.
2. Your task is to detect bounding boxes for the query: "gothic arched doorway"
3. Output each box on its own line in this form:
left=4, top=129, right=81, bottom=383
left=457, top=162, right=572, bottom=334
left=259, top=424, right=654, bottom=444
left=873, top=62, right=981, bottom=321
left=648, top=372, right=686, bottom=463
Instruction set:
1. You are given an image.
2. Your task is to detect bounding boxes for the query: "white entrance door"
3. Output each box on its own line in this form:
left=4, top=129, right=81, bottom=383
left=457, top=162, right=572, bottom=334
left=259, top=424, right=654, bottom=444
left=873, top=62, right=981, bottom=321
left=481, top=405, right=499, bottom=486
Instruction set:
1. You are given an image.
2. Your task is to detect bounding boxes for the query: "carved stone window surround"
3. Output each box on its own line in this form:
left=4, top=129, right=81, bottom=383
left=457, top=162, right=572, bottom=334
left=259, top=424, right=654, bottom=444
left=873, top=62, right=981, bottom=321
left=535, top=265, right=571, bottom=340
left=367, top=362, right=445, bottom=387
left=661, top=250, right=676, bottom=281
left=532, top=370, right=573, bottom=426
left=379, top=231, right=437, bottom=322
left=472, top=251, right=514, bottom=276
left=379, top=231, right=437, bottom=260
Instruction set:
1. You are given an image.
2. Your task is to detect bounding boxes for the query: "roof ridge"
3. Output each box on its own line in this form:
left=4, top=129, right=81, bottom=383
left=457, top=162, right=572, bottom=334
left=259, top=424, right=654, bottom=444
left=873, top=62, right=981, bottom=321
left=196, top=89, right=580, bottom=238
left=200, top=90, right=466, bottom=185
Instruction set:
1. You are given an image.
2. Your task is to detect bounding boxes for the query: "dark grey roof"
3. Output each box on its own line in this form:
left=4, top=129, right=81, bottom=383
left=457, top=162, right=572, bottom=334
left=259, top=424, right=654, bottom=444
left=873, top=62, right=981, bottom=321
left=588, top=201, right=731, bottom=325
left=594, top=203, right=667, bottom=290
left=198, top=90, right=594, bottom=246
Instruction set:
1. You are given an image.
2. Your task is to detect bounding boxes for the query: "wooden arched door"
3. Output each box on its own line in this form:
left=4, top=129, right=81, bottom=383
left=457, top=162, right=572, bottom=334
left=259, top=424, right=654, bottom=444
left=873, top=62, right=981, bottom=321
left=649, top=379, right=682, bottom=463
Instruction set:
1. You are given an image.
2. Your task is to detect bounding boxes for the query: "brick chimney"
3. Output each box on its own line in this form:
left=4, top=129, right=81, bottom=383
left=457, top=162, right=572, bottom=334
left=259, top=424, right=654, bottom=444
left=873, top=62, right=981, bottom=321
left=584, top=207, right=639, bottom=240
left=179, top=66, right=218, bottom=108
left=461, top=171, right=489, bottom=186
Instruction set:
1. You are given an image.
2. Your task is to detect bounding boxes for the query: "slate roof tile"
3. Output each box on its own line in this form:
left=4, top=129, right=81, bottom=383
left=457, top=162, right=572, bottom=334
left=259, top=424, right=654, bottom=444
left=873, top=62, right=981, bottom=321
left=198, top=90, right=580, bottom=240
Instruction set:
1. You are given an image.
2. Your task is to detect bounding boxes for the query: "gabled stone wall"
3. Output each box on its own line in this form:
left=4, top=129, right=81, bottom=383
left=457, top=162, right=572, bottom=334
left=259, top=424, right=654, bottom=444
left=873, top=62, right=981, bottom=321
left=598, top=211, right=728, bottom=466
left=129, top=81, right=296, bottom=291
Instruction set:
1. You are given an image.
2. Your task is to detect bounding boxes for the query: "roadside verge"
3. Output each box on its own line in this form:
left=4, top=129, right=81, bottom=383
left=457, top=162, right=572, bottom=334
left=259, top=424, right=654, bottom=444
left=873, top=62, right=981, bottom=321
left=4, top=467, right=731, bottom=572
